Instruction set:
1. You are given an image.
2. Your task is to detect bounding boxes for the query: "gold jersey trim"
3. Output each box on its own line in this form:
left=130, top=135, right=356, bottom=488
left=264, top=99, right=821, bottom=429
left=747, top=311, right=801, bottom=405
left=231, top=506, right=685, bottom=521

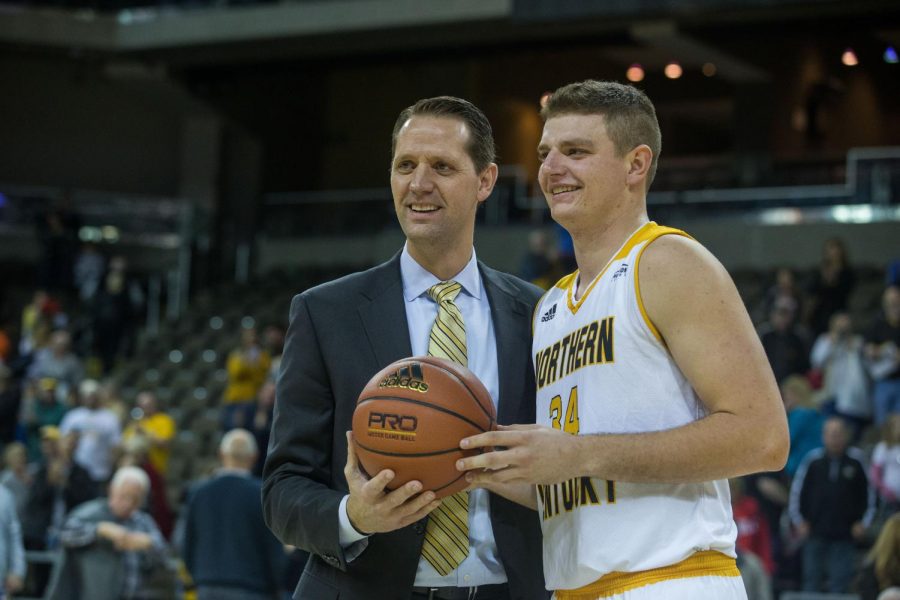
left=562, top=222, right=654, bottom=315
left=554, top=550, right=739, bottom=599
left=632, top=226, right=692, bottom=344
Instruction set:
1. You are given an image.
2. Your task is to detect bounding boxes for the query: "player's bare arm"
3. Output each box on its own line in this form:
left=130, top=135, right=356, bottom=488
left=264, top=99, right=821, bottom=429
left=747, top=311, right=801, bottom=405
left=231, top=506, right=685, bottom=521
left=461, top=234, right=789, bottom=486
left=343, top=432, right=441, bottom=534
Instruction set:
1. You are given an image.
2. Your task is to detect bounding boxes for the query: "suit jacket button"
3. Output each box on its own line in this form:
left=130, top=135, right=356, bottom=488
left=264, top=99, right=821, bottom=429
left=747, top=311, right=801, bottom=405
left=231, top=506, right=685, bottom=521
left=414, top=524, right=425, bottom=534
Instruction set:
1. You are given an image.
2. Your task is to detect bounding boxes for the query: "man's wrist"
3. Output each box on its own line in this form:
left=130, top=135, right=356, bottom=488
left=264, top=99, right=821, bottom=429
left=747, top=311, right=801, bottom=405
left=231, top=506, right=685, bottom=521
left=338, top=495, right=370, bottom=546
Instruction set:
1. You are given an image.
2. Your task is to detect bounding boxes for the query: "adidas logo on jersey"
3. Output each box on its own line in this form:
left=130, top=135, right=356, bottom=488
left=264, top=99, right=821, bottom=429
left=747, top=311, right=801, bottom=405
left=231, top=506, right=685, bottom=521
left=612, top=264, right=629, bottom=280
left=541, top=304, right=557, bottom=322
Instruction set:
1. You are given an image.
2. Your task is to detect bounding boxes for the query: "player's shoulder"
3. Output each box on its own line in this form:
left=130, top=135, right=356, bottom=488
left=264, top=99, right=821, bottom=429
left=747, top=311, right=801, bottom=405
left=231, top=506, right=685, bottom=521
left=639, top=229, right=729, bottom=287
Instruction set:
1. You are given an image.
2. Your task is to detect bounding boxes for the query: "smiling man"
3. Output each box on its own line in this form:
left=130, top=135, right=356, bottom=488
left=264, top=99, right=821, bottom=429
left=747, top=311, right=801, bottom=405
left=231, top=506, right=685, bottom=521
left=458, top=80, right=790, bottom=599
left=263, top=96, right=547, bottom=600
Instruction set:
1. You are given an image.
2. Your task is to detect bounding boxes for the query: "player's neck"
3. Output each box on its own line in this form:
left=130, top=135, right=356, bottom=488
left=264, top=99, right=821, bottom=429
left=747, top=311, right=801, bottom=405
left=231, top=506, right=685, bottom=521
left=408, top=240, right=474, bottom=282
left=572, top=214, right=648, bottom=299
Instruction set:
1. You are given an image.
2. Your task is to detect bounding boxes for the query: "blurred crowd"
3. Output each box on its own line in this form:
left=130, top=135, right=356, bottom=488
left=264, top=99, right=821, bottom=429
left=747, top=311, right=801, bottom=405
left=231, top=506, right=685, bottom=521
left=0, top=205, right=301, bottom=599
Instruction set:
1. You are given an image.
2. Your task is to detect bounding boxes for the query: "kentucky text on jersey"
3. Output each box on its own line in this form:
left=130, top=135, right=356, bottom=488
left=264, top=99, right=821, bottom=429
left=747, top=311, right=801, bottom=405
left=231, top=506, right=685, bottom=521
left=538, top=477, right=616, bottom=520
left=534, top=317, right=614, bottom=390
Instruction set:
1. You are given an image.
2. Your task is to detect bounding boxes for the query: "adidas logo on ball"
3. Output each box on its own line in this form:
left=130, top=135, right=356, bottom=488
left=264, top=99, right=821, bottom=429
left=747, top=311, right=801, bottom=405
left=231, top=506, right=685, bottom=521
left=378, top=362, right=430, bottom=393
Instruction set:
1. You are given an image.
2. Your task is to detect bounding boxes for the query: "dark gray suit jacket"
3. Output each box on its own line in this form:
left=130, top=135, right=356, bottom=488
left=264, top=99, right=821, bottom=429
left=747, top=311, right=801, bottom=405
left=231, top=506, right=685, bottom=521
left=262, top=254, right=547, bottom=600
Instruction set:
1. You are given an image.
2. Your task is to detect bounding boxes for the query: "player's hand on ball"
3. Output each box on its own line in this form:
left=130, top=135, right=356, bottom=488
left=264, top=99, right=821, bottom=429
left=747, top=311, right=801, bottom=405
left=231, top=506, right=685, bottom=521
left=457, top=424, right=580, bottom=486
left=344, top=431, right=442, bottom=534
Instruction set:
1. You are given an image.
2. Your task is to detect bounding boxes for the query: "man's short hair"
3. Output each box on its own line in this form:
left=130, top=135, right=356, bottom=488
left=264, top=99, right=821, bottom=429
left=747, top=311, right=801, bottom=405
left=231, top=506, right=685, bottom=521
left=541, top=80, right=662, bottom=189
left=220, top=428, right=258, bottom=462
left=878, top=588, right=900, bottom=600
left=391, top=96, right=496, bottom=173
left=110, top=466, right=150, bottom=494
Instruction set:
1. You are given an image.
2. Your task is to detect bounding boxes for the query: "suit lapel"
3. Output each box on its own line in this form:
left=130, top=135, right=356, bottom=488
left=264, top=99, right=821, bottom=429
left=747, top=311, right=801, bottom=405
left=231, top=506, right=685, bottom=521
left=357, top=255, right=413, bottom=369
left=481, top=263, right=531, bottom=425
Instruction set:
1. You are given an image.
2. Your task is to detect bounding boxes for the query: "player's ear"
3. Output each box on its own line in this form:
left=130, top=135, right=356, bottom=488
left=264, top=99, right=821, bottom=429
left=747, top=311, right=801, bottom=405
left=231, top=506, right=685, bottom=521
left=626, top=145, right=652, bottom=189
left=476, top=163, right=499, bottom=204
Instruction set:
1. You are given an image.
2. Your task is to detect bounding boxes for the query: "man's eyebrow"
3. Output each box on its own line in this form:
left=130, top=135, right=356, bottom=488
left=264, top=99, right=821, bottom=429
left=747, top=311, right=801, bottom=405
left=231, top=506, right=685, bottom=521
left=559, top=138, right=596, bottom=148
left=538, top=138, right=596, bottom=150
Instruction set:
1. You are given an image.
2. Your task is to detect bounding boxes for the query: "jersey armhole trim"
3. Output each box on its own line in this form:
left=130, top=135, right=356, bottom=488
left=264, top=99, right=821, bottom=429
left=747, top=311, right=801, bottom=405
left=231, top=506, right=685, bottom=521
left=634, top=229, right=694, bottom=346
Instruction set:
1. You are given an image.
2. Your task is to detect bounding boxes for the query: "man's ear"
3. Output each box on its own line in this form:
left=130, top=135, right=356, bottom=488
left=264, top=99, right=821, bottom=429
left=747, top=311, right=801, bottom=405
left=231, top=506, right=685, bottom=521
left=477, top=163, right=499, bottom=204
left=626, top=145, right=652, bottom=189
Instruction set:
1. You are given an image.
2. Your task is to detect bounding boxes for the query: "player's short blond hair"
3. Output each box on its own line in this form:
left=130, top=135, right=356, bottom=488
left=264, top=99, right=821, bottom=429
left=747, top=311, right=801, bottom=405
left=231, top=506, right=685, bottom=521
left=542, top=80, right=661, bottom=190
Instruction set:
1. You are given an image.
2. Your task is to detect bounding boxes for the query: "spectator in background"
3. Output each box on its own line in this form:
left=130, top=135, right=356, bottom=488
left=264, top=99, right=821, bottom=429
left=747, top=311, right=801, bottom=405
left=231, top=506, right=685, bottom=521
left=35, top=200, right=80, bottom=294
left=0, top=485, right=25, bottom=600
left=0, top=365, right=20, bottom=446
left=0, top=443, right=31, bottom=520
left=21, top=378, right=68, bottom=462
left=250, top=381, right=275, bottom=477
left=808, top=237, right=856, bottom=336
left=872, top=415, right=900, bottom=515
left=763, top=266, right=806, bottom=319
left=51, top=466, right=167, bottom=600
left=518, top=229, right=557, bottom=289
left=26, top=330, right=83, bottom=396
left=887, top=260, right=900, bottom=288
left=183, top=429, right=286, bottom=600
left=59, top=379, right=122, bottom=489
left=760, top=296, right=810, bottom=383
left=790, top=416, right=875, bottom=593
left=0, top=325, right=11, bottom=367
left=18, top=291, right=65, bottom=360
left=856, top=513, right=900, bottom=600
left=262, top=325, right=284, bottom=384
left=783, top=375, right=825, bottom=477
left=73, top=242, right=106, bottom=303
left=122, top=391, right=176, bottom=477
left=19, top=290, right=50, bottom=359
left=91, top=256, right=144, bottom=374
left=812, top=311, right=872, bottom=437
left=22, top=426, right=95, bottom=551
left=731, top=477, right=774, bottom=575
left=866, top=286, right=900, bottom=426
left=222, top=327, right=270, bottom=431
left=117, top=436, right=173, bottom=541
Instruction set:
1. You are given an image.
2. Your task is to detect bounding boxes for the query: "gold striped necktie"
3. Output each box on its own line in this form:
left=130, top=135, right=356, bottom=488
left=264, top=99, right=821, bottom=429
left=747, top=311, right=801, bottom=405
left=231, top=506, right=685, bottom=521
left=421, top=280, right=470, bottom=575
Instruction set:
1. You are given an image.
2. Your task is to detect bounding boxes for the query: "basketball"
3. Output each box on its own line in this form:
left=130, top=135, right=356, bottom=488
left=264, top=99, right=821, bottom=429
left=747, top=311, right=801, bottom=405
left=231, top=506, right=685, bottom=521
left=351, top=356, right=496, bottom=498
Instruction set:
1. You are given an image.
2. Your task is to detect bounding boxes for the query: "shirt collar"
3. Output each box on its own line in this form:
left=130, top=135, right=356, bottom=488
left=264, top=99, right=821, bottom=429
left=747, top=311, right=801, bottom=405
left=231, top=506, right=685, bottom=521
left=400, top=243, right=482, bottom=302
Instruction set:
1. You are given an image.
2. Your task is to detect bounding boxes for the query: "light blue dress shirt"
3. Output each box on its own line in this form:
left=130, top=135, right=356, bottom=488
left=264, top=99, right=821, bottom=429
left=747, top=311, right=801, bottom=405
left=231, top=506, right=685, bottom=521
left=338, top=245, right=506, bottom=587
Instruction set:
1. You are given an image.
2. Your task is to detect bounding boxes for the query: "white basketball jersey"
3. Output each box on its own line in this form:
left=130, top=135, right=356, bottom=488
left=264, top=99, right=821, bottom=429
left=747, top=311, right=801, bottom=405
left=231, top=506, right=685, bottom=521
left=532, top=222, right=737, bottom=591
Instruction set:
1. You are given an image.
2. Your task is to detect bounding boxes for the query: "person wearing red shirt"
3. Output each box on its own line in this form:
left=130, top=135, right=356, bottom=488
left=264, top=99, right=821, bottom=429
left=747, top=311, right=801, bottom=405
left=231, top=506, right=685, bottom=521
left=731, top=477, right=775, bottom=575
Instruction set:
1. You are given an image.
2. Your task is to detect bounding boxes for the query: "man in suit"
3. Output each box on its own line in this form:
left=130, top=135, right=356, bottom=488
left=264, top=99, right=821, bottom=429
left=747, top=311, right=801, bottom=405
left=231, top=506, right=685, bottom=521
left=262, top=96, right=547, bottom=600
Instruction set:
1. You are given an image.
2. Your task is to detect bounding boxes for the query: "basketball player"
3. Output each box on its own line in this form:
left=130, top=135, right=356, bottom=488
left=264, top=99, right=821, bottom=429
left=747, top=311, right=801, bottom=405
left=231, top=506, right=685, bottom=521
left=458, top=80, right=790, bottom=599
left=262, top=97, right=547, bottom=599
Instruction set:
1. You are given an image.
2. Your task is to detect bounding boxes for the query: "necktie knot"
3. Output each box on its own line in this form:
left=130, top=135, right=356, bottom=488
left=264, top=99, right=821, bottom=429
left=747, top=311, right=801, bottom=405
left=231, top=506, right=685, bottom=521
left=428, top=281, right=462, bottom=304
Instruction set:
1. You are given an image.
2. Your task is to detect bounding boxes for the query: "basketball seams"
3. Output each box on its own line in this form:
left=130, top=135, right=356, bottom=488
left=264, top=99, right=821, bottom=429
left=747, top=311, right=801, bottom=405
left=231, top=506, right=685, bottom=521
left=354, top=441, right=471, bottom=458
left=354, top=446, right=469, bottom=494
left=356, top=395, right=489, bottom=433
left=415, top=356, right=496, bottom=427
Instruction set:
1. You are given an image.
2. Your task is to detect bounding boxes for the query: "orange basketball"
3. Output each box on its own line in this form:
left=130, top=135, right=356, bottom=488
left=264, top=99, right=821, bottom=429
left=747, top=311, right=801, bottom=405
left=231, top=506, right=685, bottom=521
left=352, top=356, right=495, bottom=498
